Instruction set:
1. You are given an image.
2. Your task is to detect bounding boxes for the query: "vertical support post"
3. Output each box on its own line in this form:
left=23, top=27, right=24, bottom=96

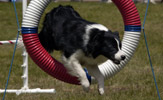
left=21, top=48, right=28, bottom=89
left=22, top=0, right=27, bottom=17
left=21, top=0, right=28, bottom=90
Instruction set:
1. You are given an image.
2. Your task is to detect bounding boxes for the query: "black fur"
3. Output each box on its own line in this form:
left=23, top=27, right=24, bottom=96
left=39, top=5, right=126, bottom=94
left=39, top=5, right=122, bottom=63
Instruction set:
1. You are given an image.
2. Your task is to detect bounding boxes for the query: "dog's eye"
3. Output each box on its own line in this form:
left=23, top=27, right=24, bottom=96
left=103, top=46, right=116, bottom=54
left=112, top=42, right=118, bottom=51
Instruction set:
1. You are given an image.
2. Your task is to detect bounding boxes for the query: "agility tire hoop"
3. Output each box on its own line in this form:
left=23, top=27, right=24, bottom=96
left=21, top=0, right=141, bottom=85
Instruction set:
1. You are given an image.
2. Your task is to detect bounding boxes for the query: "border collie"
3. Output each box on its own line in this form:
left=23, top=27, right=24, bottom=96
left=39, top=5, right=126, bottom=95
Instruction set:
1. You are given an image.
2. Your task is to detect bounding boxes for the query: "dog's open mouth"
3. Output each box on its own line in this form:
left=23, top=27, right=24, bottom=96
left=113, top=60, right=120, bottom=64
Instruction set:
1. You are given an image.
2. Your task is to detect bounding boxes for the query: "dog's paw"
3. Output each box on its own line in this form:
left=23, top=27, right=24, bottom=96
left=81, top=80, right=90, bottom=92
left=98, top=88, right=104, bottom=95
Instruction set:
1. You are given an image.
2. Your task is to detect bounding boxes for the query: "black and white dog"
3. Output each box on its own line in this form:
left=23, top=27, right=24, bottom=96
left=39, top=5, right=126, bottom=95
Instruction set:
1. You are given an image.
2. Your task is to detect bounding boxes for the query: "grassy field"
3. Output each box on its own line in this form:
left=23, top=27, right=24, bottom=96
left=0, top=2, right=163, bottom=100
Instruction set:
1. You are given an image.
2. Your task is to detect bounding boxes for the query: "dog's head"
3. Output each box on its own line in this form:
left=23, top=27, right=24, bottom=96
left=100, top=31, right=126, bottom=64
left=88, top=29, right=126, bottom=64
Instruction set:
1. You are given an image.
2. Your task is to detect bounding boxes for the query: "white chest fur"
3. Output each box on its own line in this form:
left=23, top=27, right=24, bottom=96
left=67, top=50, right=108, bottom=67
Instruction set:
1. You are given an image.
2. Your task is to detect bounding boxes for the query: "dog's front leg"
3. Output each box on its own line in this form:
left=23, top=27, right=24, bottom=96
left=71, top=61, right=90, bottom=92
left=62, top=55, right=90, bottom=92
left=87, top=66, right=104, bottom=95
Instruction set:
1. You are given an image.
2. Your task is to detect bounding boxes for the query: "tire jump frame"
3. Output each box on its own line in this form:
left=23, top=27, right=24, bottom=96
left=21, top=0, right=141, bottom=85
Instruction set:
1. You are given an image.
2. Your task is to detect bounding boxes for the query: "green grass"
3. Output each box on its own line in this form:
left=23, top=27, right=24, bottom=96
left=0, top=2, right=163, bottom=100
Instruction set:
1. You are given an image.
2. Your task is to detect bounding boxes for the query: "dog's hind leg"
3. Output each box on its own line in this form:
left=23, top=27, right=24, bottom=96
left=62, top=55, right=90, bottom=92
left=87, top=66, right=105, bottom=95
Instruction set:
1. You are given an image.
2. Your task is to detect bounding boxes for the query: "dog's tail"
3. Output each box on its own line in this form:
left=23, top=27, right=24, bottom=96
left=39, top=29, right=55, bottom=53
left=16, top=34, right=54, bottom=53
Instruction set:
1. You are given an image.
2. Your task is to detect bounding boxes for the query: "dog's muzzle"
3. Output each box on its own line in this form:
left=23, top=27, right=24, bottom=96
left=113, top=51, right=126, bottom=64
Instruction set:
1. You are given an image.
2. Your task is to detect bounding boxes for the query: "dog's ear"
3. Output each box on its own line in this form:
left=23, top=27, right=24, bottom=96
left=113, top=31, right=120, bottom=38
left=90, top=29, right=105, bottom=41
left=104, top=30, right=113, bottom=38
left=104, top=30, right=120, bottom=39
left=85, top=30, right=104, bottom=58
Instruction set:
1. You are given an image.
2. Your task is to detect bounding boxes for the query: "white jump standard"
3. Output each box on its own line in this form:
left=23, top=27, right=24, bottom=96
left=0, top=41, right=56, bottom=95
left=0, top=0, right=55, bottom=95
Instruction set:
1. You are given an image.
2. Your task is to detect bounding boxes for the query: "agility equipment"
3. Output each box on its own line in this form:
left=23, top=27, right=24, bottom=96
left=21, top=0, right=141, bottom=85
left=0, top=40, right=55, bottom=95
left=0, top=40, right=19, bottom=45
left=0, top=0, right=55, bottom=95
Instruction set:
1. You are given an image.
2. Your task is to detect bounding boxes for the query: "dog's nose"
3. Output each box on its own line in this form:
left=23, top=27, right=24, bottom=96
left=121, top=55, right=126, bottom=60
